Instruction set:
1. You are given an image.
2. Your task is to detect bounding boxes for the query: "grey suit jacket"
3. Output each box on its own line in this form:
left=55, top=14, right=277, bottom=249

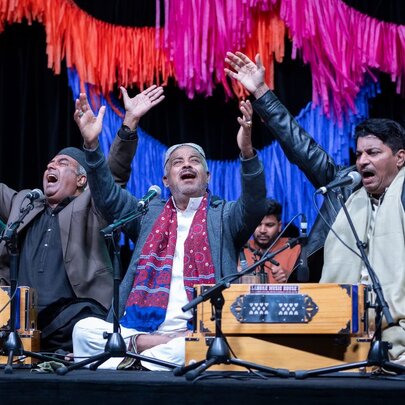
left=84, top=145, right=267, bottom=320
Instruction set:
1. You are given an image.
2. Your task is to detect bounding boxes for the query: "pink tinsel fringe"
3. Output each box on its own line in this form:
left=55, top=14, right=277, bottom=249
left=279, top=0, right=405, bottom=117
left=162, top=0, right=280, bottom=98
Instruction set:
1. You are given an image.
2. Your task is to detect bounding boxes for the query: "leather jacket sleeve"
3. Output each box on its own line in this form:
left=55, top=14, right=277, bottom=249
left=253, top=90, right=342, bottom=189
left=252, top=90, right=357, bottom=282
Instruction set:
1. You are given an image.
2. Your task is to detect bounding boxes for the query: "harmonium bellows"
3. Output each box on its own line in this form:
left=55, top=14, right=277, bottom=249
left=193, top=283, right=367, bottom=335
left=0, top=286, right=37, bottom=332
left=0, top=286, right=40, bottom=366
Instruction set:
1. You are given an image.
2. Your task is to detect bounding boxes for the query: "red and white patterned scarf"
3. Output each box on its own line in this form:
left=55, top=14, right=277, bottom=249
left=120, top=194, right=216, bottom=332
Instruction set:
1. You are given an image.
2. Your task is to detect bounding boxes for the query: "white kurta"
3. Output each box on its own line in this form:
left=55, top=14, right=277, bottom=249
left=321, top=168, right=405, bottom=362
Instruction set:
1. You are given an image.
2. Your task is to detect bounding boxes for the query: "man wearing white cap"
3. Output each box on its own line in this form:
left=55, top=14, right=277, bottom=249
left=72, top=99, right=267, bottom=370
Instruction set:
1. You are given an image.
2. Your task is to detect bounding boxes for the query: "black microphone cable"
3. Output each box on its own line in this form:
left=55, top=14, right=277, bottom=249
left=311, top=191, right=362, bottom=260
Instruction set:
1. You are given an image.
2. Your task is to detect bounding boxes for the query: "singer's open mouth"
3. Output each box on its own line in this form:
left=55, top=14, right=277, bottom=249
left=180, top=171, right=196, bottom=180
left=46, top=173, right=58, bottom=183
left=361, top=170, right=375, bottom=179
left=360, top=171, right=376, bottom=185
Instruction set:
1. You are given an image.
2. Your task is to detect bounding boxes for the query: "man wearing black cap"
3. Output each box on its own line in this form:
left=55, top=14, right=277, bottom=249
left=71, top=98, right=267, bottom=370
left=0, top=84, right=164, bottom=353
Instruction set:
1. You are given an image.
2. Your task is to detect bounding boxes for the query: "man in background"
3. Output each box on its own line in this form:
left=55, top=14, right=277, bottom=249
left=239, top=198, right=301, bottom=283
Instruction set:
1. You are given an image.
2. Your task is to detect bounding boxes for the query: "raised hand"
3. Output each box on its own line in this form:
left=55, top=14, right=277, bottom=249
left=236, top=99, right=254, bottom=159
left=74, top=93, right=106, bottom=149
left=224, top=52, right=269, bottom=99
left=121, top=85, right=165, bottom=129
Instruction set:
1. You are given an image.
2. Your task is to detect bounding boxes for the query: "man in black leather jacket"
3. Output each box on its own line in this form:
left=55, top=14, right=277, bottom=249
left=225, top=51, right=405, bottom=367
left=225, top=51, right=405, bottom=276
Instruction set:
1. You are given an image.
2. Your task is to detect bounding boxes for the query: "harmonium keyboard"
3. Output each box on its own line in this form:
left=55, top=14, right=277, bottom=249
left=186, top=283, right=372, bottom=371
left=0, top=286, right=40, bottom=366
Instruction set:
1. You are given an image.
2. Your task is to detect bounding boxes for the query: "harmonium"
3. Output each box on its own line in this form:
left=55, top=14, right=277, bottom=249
left=0, top=286, right=40, bottom=366
left=186, top=283, right=372, bottom=371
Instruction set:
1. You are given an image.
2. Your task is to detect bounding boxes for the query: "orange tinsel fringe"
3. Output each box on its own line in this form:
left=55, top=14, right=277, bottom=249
left=0, top=0, right=173, bottom=96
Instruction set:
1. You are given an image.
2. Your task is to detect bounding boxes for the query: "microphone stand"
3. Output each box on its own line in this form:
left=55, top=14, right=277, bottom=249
left=1, top=201, right=72, bottom=373
left=296, top=233, right=309, bottom=283
left=173, top=237, right=303, bottom=381
left=56, top=205, right=179, bottom=375
left=250, top=249, right=270, bottom=284
left=294, top=190, right=405, bottom=378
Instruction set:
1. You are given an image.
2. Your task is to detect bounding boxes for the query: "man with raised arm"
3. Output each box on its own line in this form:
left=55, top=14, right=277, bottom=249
left=0, top=85, right=164, bottom=354
left=225, top=51, right=405, bottom=368
left=71, top=98, right=267, bottom=370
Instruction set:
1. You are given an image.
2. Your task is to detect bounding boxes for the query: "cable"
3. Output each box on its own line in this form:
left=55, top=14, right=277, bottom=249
left=311, top=192, right=362, bottom=260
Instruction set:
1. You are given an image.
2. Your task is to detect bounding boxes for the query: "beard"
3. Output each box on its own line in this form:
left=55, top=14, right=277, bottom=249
left=254, top=235, right=278, bottom=250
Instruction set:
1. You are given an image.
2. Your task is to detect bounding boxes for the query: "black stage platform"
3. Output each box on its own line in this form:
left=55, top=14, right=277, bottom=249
left=0, top=368, right=404, bottom=405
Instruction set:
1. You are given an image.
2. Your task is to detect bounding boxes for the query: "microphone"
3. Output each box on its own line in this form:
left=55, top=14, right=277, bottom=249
left=296, top=214, right=309, bottom=282
left=0, top=218, right=5, bottom=233
left=25, top=188, right=44, bottom=202
left=300, top=214, right=308, bottom=237
left=315, top=171, right=361, bottom=195
left=0, top=218, right=6, bottom=239
left=137, top=185, right=162, bottom=210
left=239, top=248, right=248, bottom=270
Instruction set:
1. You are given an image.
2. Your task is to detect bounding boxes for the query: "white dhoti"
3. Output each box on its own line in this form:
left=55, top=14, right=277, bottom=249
left=72, top=317, right=185, bottom=371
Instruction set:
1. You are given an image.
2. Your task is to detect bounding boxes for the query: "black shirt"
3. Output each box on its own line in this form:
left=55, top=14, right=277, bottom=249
left=18, top=199, right=75, bottom=311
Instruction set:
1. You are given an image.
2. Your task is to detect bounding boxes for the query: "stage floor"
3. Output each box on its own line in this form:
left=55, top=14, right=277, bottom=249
left=0, top=367, right=404, bottom=405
